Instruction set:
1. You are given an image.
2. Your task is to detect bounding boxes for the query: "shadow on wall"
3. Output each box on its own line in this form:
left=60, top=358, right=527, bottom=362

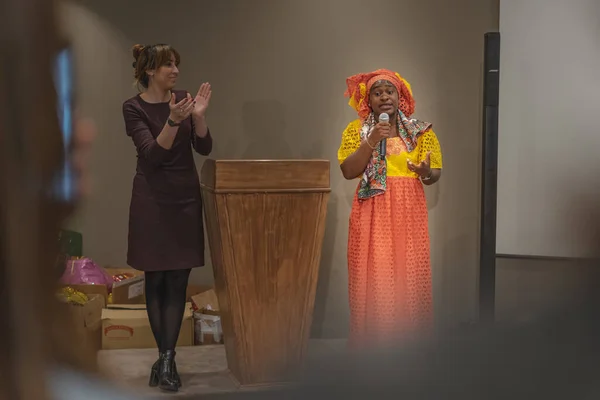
left=425, top=182, right=441, bottom=210
left=241, top=100, right=294, bottom=159
left=310, top=190, right=340, bottom=338
left=297, top=117, right=341, bottom=337
left=437, top=232, right=479, bottom=328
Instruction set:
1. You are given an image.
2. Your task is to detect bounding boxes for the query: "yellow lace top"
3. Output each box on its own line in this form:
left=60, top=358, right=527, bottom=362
left=337, top=119, right=443, bottom=178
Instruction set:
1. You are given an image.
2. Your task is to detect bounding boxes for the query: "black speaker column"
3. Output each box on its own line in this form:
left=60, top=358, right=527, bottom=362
left=479, top=32, right=501, bottom=323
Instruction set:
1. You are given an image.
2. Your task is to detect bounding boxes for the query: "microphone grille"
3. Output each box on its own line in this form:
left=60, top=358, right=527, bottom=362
left=379, top=113, right=390, bottom=122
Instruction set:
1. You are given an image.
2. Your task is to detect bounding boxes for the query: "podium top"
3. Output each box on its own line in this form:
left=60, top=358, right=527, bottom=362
left=200, top=159, right=330, bottom=193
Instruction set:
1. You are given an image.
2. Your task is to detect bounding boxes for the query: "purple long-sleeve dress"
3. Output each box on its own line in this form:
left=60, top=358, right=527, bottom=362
left=122, top=89, right=212, bottom=271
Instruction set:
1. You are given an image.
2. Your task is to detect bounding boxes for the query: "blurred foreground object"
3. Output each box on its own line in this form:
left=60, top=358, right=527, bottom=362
left=214, top=272, right=600, bottom=400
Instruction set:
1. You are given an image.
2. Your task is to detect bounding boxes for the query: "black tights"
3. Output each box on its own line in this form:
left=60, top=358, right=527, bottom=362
left=144, top=269, right=191, bottom=353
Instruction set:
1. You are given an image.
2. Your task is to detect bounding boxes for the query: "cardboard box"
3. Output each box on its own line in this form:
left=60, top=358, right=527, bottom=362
left=190, top=287, right=220, bottom=315
left=186, top=284, right=211, bottom=301
left=101, top=303, right=193, bottom=350
left=64, top=283, right=109, bottom=306
left=64, top=294, right=103, bottom=353
left=60, top=267, right=145, bottom=307
left=108, top=267, right=145, bottom=304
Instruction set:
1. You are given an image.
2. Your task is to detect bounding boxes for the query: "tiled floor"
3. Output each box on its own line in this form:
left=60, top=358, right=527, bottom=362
left=97, top=339, right=346, bottom=399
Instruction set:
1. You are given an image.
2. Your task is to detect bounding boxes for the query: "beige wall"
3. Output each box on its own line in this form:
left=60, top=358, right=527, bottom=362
left=60, top=0, right=503, bottom=337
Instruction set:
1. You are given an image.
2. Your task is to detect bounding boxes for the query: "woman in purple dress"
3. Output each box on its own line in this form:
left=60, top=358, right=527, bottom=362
left=122, top=43, right=213, bottom=393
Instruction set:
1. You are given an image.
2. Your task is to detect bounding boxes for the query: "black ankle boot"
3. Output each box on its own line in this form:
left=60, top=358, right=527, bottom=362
left=173, top=359, right=182, bottom=388
left=149, top=352, right=164, bottom=387
left=158, top=350, right=179, bottom=392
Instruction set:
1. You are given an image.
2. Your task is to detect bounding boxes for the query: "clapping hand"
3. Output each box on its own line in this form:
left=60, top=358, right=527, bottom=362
left=169, top=93, right=195, bottom=123
left=192, top=82, right=212, bottom=119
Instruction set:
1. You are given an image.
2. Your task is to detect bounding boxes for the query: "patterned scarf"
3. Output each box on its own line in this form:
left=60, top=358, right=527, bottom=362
left=357, top=110, right=432, bottom=200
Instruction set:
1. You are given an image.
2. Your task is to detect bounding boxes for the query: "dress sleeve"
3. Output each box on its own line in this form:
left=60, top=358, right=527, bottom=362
left=190, top=118, right=213, bottom=156
left=418, top=129, right=443, bottom=169
left=122, top=101, right=171, bottom=167
left=337, top=120, right=362, bottom=164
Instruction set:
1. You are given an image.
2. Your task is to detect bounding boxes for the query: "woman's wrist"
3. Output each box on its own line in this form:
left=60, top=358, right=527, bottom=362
left=420, top=169, right=433, bottom=181
left=168, top=113, right=182, bottom=124
left=364, top=136, right=377, bottom=150
left=192, top=114, right=206, bottom=125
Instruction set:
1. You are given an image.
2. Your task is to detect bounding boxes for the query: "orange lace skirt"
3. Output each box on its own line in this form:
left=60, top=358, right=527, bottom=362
left=347, top=176, right=433, bottom=348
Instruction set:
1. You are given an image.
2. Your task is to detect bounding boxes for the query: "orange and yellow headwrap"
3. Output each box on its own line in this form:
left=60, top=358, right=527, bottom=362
left=344, top=69, right=415, bottom=121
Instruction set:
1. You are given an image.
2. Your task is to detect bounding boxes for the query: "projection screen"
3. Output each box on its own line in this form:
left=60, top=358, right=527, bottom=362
left=497, top=0, right=600, bottom=258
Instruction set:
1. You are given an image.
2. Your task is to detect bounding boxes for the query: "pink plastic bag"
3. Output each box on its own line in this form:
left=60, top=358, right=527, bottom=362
left=59, top=257, right=114, bottom=292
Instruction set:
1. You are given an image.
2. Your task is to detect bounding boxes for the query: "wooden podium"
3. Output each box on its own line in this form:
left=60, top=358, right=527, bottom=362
left=200, top=159, right=330, bottom=388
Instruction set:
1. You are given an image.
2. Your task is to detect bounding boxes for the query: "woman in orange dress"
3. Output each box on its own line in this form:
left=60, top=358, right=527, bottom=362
left=338, top=69, right=443, bottom=348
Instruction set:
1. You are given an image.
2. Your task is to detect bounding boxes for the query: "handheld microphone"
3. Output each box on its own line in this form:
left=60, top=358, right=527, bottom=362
left=378, top=112, right=389, bottom=156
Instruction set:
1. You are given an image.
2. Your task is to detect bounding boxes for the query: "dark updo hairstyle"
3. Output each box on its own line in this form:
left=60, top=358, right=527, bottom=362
left=131, top=43, right=181, bottom=89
